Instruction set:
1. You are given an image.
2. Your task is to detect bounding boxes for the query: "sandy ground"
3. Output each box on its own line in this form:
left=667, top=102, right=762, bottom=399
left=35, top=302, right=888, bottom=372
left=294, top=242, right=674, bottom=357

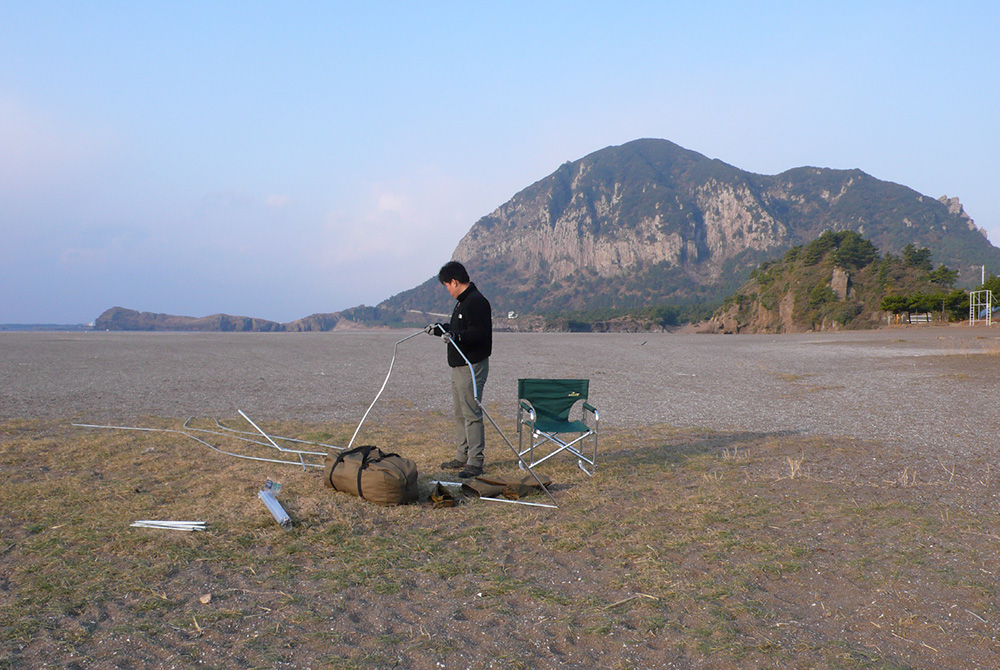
left=4, top=325, right=1000, bottom=669
left=2, top=324, right=999, bottom=460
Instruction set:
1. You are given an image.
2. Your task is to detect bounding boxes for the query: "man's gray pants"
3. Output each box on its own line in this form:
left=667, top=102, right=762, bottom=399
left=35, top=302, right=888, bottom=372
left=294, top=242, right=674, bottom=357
left=451, top=358, right=489, bottom=467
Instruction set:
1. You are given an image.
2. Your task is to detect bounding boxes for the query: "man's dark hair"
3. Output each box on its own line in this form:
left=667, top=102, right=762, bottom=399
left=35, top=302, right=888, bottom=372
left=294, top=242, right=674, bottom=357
left=438, top=261, right=470, bottom=285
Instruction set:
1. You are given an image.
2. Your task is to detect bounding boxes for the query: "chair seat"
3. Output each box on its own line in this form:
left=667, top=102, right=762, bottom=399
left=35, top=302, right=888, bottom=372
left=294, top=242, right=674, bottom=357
left=533, top=418, right=591, bottom=434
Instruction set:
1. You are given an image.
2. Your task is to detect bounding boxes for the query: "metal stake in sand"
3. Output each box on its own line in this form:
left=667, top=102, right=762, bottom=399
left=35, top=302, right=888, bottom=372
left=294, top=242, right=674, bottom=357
left=477, top=497, right=557, bottom=509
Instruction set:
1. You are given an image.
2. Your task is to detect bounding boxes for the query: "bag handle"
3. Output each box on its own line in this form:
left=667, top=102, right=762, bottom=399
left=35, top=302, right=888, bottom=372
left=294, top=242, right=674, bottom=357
left=329, top=445, right=380, bottom=492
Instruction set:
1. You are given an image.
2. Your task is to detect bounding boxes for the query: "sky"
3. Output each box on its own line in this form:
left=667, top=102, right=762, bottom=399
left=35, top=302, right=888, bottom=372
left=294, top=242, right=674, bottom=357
left=2, top=1, right=998, bottom=324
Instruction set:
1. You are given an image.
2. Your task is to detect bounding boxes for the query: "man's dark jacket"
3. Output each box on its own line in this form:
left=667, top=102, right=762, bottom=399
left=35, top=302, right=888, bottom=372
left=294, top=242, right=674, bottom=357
left=442, top=282, right=492, bottom=368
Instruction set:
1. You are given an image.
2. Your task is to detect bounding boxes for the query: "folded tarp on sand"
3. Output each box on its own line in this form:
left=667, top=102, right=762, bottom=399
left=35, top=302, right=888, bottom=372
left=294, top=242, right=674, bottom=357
left=462, top=473, right=553, bottom=500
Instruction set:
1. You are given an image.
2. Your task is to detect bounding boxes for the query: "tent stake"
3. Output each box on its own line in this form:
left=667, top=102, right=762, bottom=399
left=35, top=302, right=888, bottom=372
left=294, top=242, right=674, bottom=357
left=480, top=497, right=557, bottom=509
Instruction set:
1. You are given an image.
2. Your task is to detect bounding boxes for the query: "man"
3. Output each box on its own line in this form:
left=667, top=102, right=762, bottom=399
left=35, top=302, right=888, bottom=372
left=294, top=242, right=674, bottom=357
left=428, top=261, right=492, bottom=478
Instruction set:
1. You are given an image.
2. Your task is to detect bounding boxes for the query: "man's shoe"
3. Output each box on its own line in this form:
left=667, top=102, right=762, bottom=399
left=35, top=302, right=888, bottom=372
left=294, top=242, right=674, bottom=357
left=440, top=459, right=466, bottom=470
left=458, top=465, right=483, bottom=479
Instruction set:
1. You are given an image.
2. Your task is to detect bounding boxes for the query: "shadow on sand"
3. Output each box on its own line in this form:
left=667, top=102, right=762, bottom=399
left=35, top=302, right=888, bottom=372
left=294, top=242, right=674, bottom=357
left=601, top=429, right=803, bottom=467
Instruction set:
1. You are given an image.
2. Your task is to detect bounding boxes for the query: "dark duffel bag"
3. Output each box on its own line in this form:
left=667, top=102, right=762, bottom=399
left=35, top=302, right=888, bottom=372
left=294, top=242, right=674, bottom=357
left=324, top=445, right=418, bottom=506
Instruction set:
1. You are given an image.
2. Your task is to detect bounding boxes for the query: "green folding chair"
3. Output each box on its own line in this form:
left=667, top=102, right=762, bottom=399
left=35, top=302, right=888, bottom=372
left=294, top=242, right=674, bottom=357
left=517, top=378, right=599, bottom=475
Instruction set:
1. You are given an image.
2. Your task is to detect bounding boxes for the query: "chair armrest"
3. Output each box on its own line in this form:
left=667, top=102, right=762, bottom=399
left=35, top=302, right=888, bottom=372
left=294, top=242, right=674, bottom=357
left=519, top=400, right=536, bottom=422
left=583, top=401, right=601, bottom=438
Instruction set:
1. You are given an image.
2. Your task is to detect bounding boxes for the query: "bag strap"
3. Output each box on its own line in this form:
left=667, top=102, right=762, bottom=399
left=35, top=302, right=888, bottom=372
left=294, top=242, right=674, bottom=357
left=329, top=445, right=380, bottom=492
left=355, top=446, right=377, bottom=498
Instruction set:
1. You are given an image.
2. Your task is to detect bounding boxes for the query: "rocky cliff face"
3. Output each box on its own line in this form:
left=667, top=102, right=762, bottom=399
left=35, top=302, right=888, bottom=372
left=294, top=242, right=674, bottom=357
left=456, top=173, right=787, bottom=285
left=451, top=141, right=778, bottom=302
left=388, top=138, right=998, bottom=315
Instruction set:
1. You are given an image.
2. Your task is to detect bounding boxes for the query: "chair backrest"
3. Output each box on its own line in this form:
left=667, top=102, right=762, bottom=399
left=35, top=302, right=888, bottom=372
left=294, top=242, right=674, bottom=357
left=518, top=378, right=589, bottom=423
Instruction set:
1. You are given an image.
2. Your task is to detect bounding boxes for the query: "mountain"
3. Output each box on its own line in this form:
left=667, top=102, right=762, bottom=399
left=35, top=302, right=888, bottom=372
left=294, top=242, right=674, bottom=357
left=381, top=138, right=998, bottom=316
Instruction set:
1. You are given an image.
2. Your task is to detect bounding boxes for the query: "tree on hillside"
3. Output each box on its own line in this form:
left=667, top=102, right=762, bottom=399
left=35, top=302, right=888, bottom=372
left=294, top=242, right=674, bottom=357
left=802, top=233, right=836, bottom=265
left=803, top=231, right=879, bottom=269
left=926, top=264, right=959, bottom=288
left=831, top=231, right=879, bottom=269
left=879, top=295, right=910, bottom=315
left=808, top=284, right=837, bottom=308
left=902, top=243, right=933, bottom=272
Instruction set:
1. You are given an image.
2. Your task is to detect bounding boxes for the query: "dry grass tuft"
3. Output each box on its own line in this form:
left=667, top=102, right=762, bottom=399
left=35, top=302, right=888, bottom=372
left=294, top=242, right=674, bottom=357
left=785, top=455, right=804, bottom=480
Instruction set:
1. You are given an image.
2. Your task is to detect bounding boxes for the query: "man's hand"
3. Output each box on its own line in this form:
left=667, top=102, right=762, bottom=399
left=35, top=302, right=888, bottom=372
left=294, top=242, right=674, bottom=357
left=426, top=323, right=446, bottom=336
